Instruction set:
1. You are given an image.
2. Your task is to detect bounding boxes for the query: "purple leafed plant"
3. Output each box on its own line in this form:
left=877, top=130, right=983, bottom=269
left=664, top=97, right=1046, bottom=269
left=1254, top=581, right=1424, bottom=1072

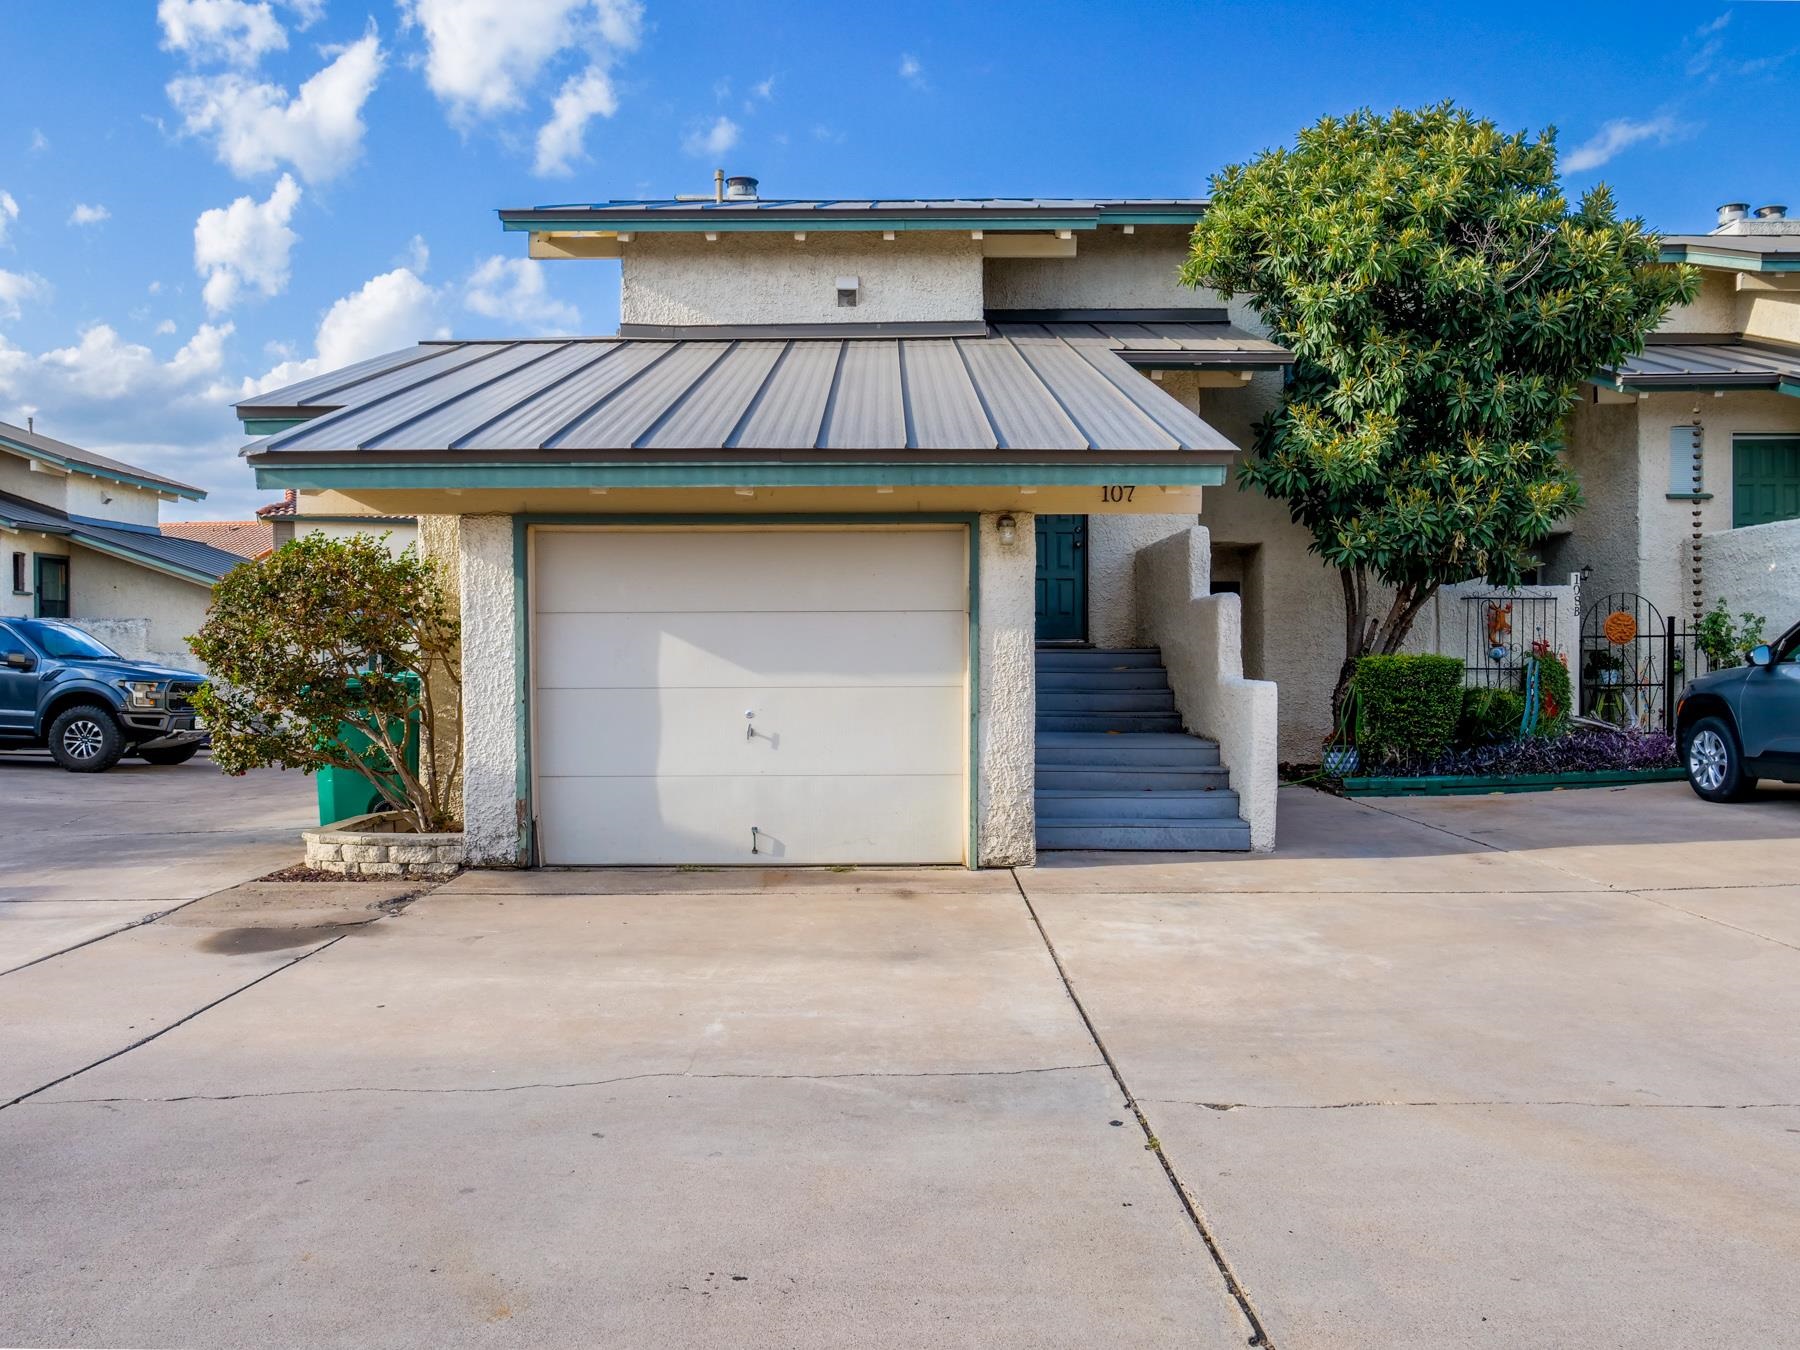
left=1368, top=727, right=1679, bottom=779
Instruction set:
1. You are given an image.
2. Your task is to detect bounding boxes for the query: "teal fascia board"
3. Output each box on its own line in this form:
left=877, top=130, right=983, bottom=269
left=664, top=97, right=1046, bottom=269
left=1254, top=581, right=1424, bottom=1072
left=1657, top=245, right=1800, bottom=274
left=0, top=434, right=204, bottom=501
left=505, top=216, right=1105, bottom=234
left=254, top=461, right=1229, bottom=492
left=241, top=417, right=309, bottom=436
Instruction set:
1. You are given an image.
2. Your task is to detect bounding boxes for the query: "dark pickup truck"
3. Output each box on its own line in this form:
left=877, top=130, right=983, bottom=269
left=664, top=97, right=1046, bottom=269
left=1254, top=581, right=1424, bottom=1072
left=0, top=617, right=208, bottom=772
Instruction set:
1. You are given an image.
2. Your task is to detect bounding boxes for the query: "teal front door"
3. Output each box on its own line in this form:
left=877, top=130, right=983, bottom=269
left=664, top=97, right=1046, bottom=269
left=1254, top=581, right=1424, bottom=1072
left=1035, top=515, right=1087, bottom=642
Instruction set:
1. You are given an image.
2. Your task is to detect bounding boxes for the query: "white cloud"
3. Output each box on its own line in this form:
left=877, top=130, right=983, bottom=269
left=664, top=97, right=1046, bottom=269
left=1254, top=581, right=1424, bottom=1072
left=156, top=319, right=179, bottom=335
left=157, top=0, right=288, bottom=66
left=280, top=0, right=325, bottom=27
left=534, top=65, right=619, bottom=176
left=463, top=255, right=580, bottom=332
left=0, top=190, right=18, bottom=246
left=243, top=264, right=448, bottom=396
left=0, top=269, right=50, bottom=321
left=898, top=53, right=925, bottom=88
left=69, top=203, right=110, bottom=226
left=167, top=29, right=385, bottom=182
left=29, top=130, right=49, bottom=154
left=750, top=74, right=775, bottom=101
left=682, top=115, right=739, bottom=158
left=1563, top=116, right=1684, bottom=172
left=194, top=173, right=301, bottom=313
left=402, top=0, right=642, bottom=120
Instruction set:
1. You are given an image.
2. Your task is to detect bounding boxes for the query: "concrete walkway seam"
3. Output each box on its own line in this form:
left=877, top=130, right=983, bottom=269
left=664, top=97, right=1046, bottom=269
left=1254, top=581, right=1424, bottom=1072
left=0, top=934, right=347, bottom=1111
left=1008, top=868, right=1276, bottom=1350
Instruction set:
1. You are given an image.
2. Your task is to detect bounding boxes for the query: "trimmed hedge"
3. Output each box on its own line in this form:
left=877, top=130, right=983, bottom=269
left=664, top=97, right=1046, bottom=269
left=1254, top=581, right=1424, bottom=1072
left=1351, top=654, right=1464, bottom=763
left=1458, top=686, right=1527, bottom=746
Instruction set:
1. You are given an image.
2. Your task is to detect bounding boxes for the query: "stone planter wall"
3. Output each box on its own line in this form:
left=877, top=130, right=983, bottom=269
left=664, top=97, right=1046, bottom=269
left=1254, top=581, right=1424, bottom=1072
left=302, top=811, right=464, bottom=878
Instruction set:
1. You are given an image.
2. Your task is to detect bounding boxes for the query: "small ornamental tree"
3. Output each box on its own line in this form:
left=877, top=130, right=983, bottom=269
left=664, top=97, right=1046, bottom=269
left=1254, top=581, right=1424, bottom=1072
left=1182, top=103, right=1698, bottom=719
left=187, top=533, right=461, bottom=834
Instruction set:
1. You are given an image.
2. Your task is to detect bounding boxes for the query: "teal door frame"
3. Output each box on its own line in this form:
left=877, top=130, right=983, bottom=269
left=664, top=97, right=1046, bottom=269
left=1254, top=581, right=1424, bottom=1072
left=1035, top=514, right=1087, bottom=642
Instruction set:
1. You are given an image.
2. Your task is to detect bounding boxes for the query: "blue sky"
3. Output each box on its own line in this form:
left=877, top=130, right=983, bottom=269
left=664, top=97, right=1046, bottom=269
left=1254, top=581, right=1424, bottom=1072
left=0, top=0, right=1794, bottom=519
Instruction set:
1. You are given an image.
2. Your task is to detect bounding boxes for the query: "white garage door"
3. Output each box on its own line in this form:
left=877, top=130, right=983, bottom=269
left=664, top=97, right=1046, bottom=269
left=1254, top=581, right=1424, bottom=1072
left=531, top=527, right=970, bottom=865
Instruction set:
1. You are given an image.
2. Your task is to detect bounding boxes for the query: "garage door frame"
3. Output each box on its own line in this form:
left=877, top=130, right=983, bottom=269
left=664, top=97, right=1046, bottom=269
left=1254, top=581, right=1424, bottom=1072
left=513, top=513, right=982, bottom=866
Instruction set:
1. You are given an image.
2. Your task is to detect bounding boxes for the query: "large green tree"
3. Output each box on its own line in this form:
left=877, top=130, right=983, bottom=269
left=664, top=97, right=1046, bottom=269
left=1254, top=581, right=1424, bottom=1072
left=1182, top=103, right=1697, bottom=718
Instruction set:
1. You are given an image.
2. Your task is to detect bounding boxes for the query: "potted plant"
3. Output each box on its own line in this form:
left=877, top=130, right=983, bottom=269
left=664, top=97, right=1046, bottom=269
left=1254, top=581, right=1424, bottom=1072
left=1322, top=685, right=1364, bottom=777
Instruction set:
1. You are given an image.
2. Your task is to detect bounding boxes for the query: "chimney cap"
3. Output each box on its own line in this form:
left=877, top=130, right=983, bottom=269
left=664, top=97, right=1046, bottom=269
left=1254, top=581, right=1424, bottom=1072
left=725, top=174, right=759, bottom=200
left=1753, top=203, right=1788, bottom=220
left=1716, top=201, right=1750, bottom=228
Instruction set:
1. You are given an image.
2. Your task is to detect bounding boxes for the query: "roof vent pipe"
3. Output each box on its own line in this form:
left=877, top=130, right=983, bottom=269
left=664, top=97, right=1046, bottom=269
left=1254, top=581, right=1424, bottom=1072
left=714, top=168, right=724, bottom=203
left=1715, top=202, right=1749, bottom=228
left=725, top=175, right=759, bottom=200
left=1754, top=204, right=1788, bottom=220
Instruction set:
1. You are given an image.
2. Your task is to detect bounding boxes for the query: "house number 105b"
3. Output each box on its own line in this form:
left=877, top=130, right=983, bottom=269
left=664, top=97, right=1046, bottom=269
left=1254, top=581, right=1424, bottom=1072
left=1100, top=485, right=1136, bottom=503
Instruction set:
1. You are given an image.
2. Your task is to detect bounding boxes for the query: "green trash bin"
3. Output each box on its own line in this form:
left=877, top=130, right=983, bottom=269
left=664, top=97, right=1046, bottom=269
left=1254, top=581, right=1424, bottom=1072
left=315, top=672, right=421, bottom=826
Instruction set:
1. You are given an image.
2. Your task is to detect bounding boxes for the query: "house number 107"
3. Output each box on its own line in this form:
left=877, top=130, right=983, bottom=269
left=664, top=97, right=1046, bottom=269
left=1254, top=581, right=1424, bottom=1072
left=1100, top=485, right=1136, bottom=503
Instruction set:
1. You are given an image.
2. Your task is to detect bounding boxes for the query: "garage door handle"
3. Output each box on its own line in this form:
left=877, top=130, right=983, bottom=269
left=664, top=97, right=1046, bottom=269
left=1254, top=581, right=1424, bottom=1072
left=746, top=710, right=756, bottom=740
left=750, top=825, right=761, bottom=855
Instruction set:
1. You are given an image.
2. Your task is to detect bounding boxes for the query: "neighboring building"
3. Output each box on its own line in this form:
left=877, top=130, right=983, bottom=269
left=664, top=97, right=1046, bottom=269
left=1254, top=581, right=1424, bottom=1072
left=0, top=421, right=242, bottom=668
left=160, top=518, right=275, bottom=560
left=237, top=187, right=1289, bottom=866
left=1558, top=202, right=1799, bottom=633
left=254, top=488, right=419, bottom=555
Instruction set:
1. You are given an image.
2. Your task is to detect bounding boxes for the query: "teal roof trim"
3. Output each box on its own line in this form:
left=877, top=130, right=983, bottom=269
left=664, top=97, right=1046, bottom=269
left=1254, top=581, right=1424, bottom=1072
left=1657, top=244, right=1800, bottom=273
left=252, top=460, right=1229, bottom=492
left=0, top=432, right=206, bottom=500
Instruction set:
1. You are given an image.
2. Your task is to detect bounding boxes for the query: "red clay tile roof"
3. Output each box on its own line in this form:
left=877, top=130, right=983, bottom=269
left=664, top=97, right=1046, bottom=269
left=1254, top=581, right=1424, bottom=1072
left=255, top=489, right=298, bottom=518
left=160, top=519, right=276, bottom=559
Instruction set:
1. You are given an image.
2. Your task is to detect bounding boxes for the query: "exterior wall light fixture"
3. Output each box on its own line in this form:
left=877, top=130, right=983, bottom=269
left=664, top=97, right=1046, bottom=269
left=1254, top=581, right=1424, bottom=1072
left=995, top=513, right=1018, bottom=547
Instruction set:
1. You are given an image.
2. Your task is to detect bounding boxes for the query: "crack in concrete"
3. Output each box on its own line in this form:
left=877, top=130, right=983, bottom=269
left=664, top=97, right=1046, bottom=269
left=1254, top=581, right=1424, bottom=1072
left=1, top=935, right=347, bottom=1111
left=0, top=902, right=193, bottom=978
left=1154, top=1098, right=1800, bottom=1112
left=29, top=1062, right=1109, bottom=1107
left=1009, top=869, right=1276, bottom=1349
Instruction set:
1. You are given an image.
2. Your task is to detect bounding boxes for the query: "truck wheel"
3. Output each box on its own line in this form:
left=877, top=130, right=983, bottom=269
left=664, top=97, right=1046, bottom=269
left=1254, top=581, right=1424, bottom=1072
left=48, top=704, right=126, bottom=773
left=1685, top=716, right=1754, bottom=803
left=139, top=743, right=201, bottom=766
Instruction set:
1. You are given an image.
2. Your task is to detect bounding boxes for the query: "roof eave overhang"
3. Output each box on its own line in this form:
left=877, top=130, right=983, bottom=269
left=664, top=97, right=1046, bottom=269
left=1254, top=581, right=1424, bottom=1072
left=247, top=455, right=1232, bottom=493
left=498, top=210, right=1203, bottom=235
left=1592, top=372, right=1800, bottom=397
left=1657, top=245, right=1800, bottom=273
left=0, top=434, right=205, bottom=501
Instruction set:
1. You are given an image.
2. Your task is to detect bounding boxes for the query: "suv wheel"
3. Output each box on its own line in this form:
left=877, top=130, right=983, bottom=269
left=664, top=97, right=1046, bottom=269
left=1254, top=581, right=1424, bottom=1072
left=1685, top=715, right=1755, bottom=803
left=48, top=704, right=126, bottom=773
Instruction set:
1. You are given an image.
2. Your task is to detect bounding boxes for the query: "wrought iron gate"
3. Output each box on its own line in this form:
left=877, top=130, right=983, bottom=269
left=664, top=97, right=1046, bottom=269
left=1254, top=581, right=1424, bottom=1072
left=1578, top=593, right=1708, bottom=732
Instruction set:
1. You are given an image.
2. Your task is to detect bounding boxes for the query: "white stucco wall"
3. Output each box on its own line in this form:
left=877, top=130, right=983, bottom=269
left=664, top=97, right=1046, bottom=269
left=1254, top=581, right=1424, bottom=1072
left=1135, top=527, right=1278, bottom=851
left=977, top=510, right=1036, bottom=867
left=64, top=475, right=163, bottom=527
left=982, top=226, right=1217, bottom=310
left=0, top=455, right=67, bottom=511
left=1697, top=518, right=1800, bottom=631
left=458, top=514, right=520, bottom=866
left=1744, top=289, right=1800, bottom=346
left=66, top=543, right=213, bottom=668
left=620, top=232, right=984, bottom=327
left=1658, top=270, right=1741, bottom=333
left=297, top=518, right=420, bottom=555
left=1086, top=513, right=1197, bottom=646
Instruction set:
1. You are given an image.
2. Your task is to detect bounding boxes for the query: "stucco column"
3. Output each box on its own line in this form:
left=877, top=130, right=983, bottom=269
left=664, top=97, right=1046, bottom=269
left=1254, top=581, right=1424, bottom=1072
left=457, top=514, right=521, bottom=866
left=977, top=511, right=1035, bottom=866
left=1086, top=512, right=1197, bottom=647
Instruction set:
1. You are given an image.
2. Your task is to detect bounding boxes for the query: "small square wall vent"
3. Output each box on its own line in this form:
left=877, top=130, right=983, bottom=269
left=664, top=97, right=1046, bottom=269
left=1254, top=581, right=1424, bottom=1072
left=836, top=275, right=859, bottom=308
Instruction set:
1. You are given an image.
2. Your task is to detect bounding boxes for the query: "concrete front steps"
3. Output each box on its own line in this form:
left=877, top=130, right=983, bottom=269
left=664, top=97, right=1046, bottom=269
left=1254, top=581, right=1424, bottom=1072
left=1036, top=648, right=1252, bottom=852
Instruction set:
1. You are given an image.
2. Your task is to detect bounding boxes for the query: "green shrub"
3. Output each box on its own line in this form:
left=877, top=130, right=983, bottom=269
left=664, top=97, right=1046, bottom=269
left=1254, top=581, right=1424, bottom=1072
left=1458, top=686, right=1527, bottom=746
left=1525, top=649, right=1572, bottom=737
left=1351, top=654, right=1464, bottom=763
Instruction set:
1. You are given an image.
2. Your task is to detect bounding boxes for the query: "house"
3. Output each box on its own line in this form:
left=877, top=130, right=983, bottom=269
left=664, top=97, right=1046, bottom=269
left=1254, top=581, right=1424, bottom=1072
left=254, top=488, right=419, bottom=555
left=1557, top=201, right=1799, bottom=637
left=0, top=420, right=242, bottom=667
left=236, top=183, right=1292, bottom=867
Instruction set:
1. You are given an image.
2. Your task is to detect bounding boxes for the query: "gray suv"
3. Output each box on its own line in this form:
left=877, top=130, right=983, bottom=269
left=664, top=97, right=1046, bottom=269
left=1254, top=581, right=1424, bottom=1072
left=1676, top=619, right=1800, bottom=802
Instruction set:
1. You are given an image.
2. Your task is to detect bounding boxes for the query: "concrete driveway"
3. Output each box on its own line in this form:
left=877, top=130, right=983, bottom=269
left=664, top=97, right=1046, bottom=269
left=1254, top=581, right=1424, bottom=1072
left=2, top=775, right=1798, bottom=1348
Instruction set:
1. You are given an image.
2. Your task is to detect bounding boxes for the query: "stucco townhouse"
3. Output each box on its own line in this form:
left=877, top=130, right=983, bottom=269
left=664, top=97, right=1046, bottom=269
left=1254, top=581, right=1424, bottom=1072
left=236, top=181, right=1297, bottom=869
left=1, top=419, right=243, bottom=666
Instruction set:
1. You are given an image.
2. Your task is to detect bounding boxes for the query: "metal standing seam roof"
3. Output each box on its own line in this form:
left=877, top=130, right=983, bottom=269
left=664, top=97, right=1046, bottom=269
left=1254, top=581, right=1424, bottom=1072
left=0, top=491, right=245, bottom=582
left=237, top=330, right=1250, bottom=458
left=0, top=421, right=206, bottom=499
left=1603, top=338, right=1800, bottom=393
